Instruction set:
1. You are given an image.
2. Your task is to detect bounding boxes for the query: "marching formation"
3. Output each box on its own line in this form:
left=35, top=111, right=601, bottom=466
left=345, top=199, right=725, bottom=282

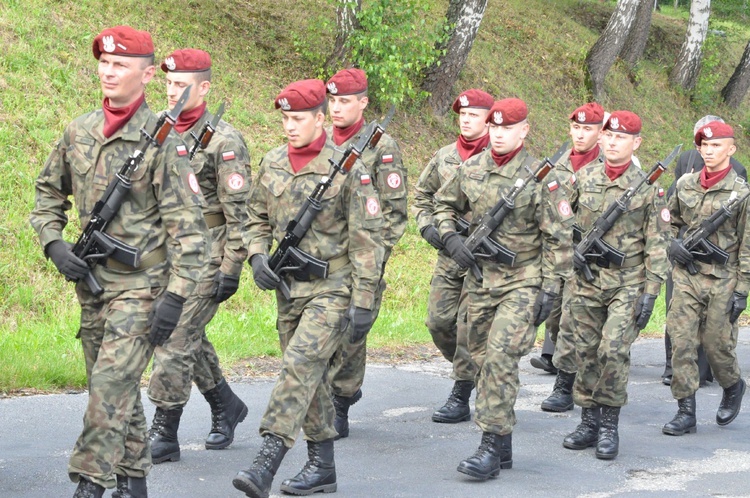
left=29, top=25, right=748, bottom=498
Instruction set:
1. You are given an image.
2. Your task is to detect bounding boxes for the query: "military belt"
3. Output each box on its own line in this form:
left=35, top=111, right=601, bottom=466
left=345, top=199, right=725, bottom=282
left=107, top=245, right=167, bottom=272
left=205, top=212, right=227, bottom=229
left=595, top=253, right=643, bottom=269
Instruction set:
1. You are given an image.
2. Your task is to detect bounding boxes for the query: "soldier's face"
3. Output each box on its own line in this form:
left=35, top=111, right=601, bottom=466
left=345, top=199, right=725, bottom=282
left=489, top=121, right=529, bottom=155
left=458, top=108, right=489, bottom=141
left=700, top=138, right=736, bottom=171
left=166, top=72, right=210, bottom=112
left=327, top=94, right=367, bottom=128
left=282, top=109, right=325, bottom=148
left=97, top=54, right=154, bottom=108
left=569, top=122, right=601, bottom=153
left=601, top=130, right=641, bottom=166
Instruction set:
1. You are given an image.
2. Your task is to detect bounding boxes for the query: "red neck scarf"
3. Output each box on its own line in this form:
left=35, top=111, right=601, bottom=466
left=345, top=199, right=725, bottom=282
left=569, top=145, right=600, bottom=172
left=288, top=131, right=327, bottom=173
left=175, top=102, right=207, bottom=133
left=102, top=93, right=145, bottom=138
left=605, top=160, right=631, bottom=181
left=700, top=165, right=732, bottom=189
left=491, top=144, right=523, bottom=168
left=456, top=133, right=490, bottom=162
left=333, top=118, right=364, bottom=146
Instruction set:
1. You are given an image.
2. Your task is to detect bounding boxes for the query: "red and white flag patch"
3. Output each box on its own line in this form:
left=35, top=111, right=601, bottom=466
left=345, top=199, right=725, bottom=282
left=361, top=174, right=371, bottom=185
left=547, top=180, right=559, bottom=192
left=222, top=150, right=236, bottom=161
left=188, top=172, right=201, bottom=194
left=658, top=187, right=665, bottom=197
left=570, top=174, right=577, bottom=185
left=386, top=172, right=401, bottom=189
left=176, top=144, right=188, bottom=157
left=227, top=173, right=245, bottom=191
left=366, top=197, right=380, bottom=216
left=382, top=154, right=393, bottom=163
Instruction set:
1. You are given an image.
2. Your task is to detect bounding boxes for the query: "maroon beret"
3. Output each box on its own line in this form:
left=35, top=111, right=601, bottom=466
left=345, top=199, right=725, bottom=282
left=486, top=98, right=528, bottom=126
left=695, top=121, right=734, bottom=146
left=161, top=49, right=211, bottom=73
left=275, top=79, right=326, bottom=111
left=604, top=110, right=642, bottom=135
left=452, top=89, right=494, bottom=114
left=92, top=25, right=154, bottom=60
left=569, top=102, right=605, bottom=125
left=326, top=69, right=368, bottom=95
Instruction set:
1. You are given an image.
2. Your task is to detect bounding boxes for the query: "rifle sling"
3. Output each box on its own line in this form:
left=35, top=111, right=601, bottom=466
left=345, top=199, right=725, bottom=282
left=205, top=212, right=227, bottom=229
left=480, top=247, right=541, bottom=267
left=107, top=245, right=167, bottom=272
left=594, top=254, right=643, bottom=269
left=693, top=250, right=738, bottom=266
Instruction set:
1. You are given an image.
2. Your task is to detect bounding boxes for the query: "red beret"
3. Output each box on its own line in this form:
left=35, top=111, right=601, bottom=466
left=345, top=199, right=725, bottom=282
left=695, top=121, right=734, bottom=146
left=326, top=69, right=368, bottom=96
left=452, top=89, right=494, bottom=114
left=275, top=79, right=326, bottom=111
left=486, top=98, right=528, bottom=126
left=92, top=25, right=154, bottom=60
left=569, top=102, right=605, bottom=124
left=161, top=49, right=211, bottom=73
left=604, top=110, right=642, bottom=135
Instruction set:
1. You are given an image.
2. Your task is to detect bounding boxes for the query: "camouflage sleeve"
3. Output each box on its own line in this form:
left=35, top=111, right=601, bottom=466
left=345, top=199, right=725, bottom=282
left=667, top=180, right=685, bottom=239
left=433, top=170, right=468, bottom=237
left=643, top=183, right=670, bottom=295
left=735, top=189, right=750, bottom=294
left=412, top=152, right=443, bottom=231
left=246, top=158, right=274, bottom=259
left=539, top=169, right=575, bottom=294
left=374, top=135, right=407, bottom=255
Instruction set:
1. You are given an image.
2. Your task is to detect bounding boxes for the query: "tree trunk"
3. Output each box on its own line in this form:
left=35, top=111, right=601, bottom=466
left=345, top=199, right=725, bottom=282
left=585, top=0, right=642, bottom=100
left=674, top=0, right=679, bottom=9
left=422, top=0, right=488, bottom=115
left=669, top=0, right=711, bottom=91
left=721, top=39, right=750, bottom=108
left=324, top=0, right=362, bottom=72
left=620, top=0, right=655, bottom=69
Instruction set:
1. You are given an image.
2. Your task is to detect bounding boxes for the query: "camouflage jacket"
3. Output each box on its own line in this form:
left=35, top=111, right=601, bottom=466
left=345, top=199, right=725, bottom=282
left=571, top=162, right=670, bottom=295
left=30, top=101, right=208, bottom=298
left=669, top=168, right=750, bottom=293
left=433, top=147, right=574, bottom=295
left=247, top=136, right=385, bottom=310
left=554, top=147, right=604, bottom=198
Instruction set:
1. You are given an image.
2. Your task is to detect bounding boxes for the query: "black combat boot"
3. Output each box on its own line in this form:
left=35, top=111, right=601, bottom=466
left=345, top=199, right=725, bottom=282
left=332, top=389, right=362, bottom=440
left=662, top=394, right=697, bottom=436
left=148, top=406, right=182, bottom=463
left=716, top=378, right=746, bottom=426
left=456, top=432, right=512, bottom=480
left=233, top=434, right=289, bottom=498
left=563, top=406, right=600, bottom=449
left=111, top=475, right=148, bottom=498
left=280, top=439, right=337, bottom=495
left=530, top=354, right=557, bottom=374
left=203, top=378, right=249, bottom=449
left=432, top=380, right=473, bottom=423
left=541, top=371, right=575, bottom=412
left=72, top=477, right=105, bottom=498
left=595, top=405, right=620, bottom=460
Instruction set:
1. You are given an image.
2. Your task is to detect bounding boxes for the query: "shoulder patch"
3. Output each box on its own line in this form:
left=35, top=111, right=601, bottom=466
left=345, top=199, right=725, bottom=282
left=382, top=154, right=394, bottom=164
left=227, top=172, right=245, bottom=191
left=660, top=207, right=671, bottom=223
left=176, top=144, right=188, bottom=157
left=366, top=196, right=380, bottom=215
left=222, top=150, right=236, bottom=161
left=658, top=187, right=664, bottom=197
left=570, top=174, right=576, bottom=185
left=188, top=172, right=200, bottom=194
left=361, top=174, right=371, bottom=185
left=557, top=199, right=572, bottom=217
left=386, top=172, right=402, bottom=189
left=548, top=180, right=559, bottom=192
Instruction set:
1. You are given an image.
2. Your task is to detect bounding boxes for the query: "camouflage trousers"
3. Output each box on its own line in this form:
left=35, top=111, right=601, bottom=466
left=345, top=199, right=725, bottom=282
left=466, top=279, right=539, bottom=436
left=569, top=276, right=642, bottom=408
left=550, top=281, right=577, bottom=374
left=667, top=267, right=741, bottom=399
left=260, top=286, right=349, bottom=448
left=69, top=285, right=160, bottom=489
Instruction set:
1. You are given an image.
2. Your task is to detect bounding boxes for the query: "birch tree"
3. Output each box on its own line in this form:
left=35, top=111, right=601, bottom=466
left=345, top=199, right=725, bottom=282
left=620, top=0, right=655, bottom=70
left=721, top=39, right=750, bottom=108
left=669, top=0, right=711, bottom=91
left=324, top=0, right=362, bottom=71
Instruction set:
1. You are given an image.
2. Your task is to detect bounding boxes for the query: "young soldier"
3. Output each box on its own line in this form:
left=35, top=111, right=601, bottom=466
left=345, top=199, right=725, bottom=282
left=563, top=111, right=670, bottom=460
left=29, top=26, right=208, bottom=498
left=233, top=80, right=384, bottom=498
left=433, top=98, right=574, bottom=480
left=663, top=121, right=748, bottom=436
left=413, top=89, right=493, bottom=423
left=147, top=49, right=251, bottom=463
left=325, top=68, right=408, bottom=439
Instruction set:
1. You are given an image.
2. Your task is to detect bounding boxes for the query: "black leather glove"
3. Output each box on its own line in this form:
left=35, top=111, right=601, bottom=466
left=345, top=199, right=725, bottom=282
left=726, top=292, right=748, bottom=324
left=634, top=293, right=657, bottom=330
left=668, top=238, right=694, bottom=266
left=342, top=305, right=375, bottom=343
left=533, top=290, right=558, bottom=327
left=573, top=248, right=587, bottom=273
left=442, top=232, right=476, bottom=269
left=148, top=291, right=186, bottom=346
left=212, top=270, right=241, bottom=303
left=250, top=254, right=281, bottom=291
left=46, top=240, right=89, bottom=281
left=420, top=225, right=444, bottom=251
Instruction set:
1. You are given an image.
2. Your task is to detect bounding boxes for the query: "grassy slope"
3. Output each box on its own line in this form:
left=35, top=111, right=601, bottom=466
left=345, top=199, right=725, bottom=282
left=1, top=0, right=749, bottom=391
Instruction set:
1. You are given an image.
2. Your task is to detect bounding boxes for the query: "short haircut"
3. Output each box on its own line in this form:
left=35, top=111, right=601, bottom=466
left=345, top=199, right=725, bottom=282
left=694, top=115, right=724, bottom=136
left=194, top=69, right=212, bottom=84
left=313, top=100, right=328, bottom=116
left=140, top=54, right=155, bottom=68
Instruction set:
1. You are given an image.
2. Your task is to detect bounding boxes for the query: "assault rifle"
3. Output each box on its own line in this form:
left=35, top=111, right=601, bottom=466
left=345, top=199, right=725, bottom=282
left=269, top=105, right=396, bottom=300
left=463, top=141, right=569, bottom=282
left=189, top=101, right=225, bottom=161
left=71, top=85, right=193, bottom=295
left=574, top=144, right=681, bottom=282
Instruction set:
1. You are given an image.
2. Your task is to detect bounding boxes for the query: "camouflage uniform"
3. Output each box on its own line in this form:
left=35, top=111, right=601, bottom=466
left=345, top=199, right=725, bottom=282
left=328, top=125, right=407, bottom=398
left=29, top=102, right=208, bottom=488
left=433, top=148, right=574, bottom=435
left=568, top=162, right=670, bottom=408
left=667, top=170, right=749, bottom=399
left=148, top=108, right=251, bottom=408
left=247, top=137, right=384, bottom=448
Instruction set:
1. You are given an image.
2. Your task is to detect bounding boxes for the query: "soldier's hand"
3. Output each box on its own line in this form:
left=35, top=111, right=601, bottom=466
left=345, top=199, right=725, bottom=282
left=573, top=248, right=587, bottom=273
left=250, top=254, right=281, bottom=291
left=668, top=238, right=693, bottom=266
left=420, top=225, right=444, bottom=250
left=212, top=270, right=241, bottom=303
left=342, top=305, right=374, bottom=343
left=148, top=291, right=186, bottom=346
left=533, top=290, right=558, bottom=327
left=634, top=293, right=657, bottom=330
left=442, top=232, right=475, bottom=269
left=726, top=292, right=748, bottom=324
left=46, top=240, right=89, bottom=281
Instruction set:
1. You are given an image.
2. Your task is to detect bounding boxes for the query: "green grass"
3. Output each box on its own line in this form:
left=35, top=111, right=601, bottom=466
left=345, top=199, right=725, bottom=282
left=1, top=0, right=748, bottom=392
